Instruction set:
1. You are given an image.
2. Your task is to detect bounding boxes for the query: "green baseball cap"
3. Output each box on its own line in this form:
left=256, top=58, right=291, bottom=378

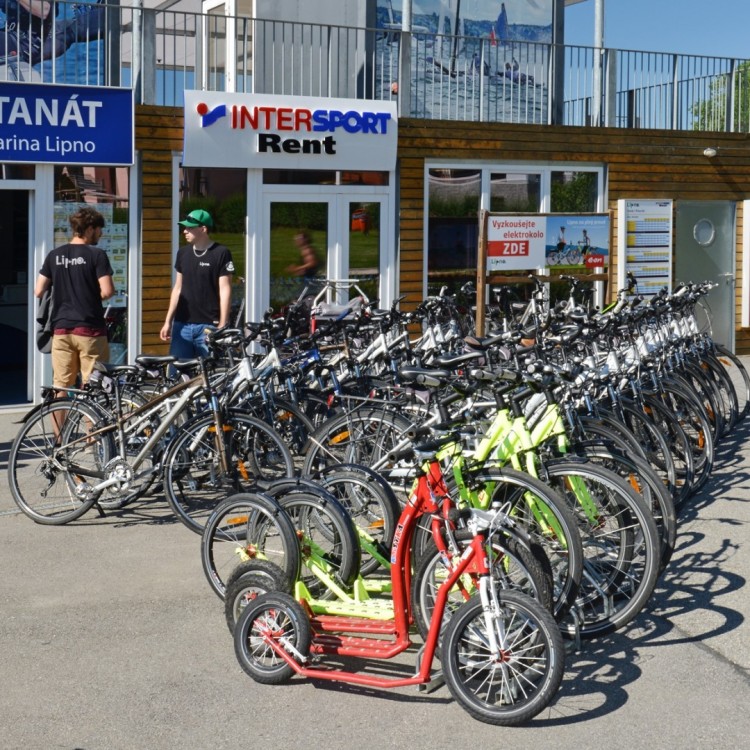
left=179, top=209, right=214, bottom=228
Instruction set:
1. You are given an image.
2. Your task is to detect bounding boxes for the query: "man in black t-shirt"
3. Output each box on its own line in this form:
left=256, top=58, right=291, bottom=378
left=160, top=209, right=234, bottom=358
left=34, top=206, right=115, bottom=388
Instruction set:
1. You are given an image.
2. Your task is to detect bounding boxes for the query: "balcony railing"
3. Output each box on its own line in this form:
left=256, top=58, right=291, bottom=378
left=1, top=1, right=748, bottom=133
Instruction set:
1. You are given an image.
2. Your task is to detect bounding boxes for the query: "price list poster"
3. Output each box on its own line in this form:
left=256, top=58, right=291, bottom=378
left=617, top=199, right=673, bottom=296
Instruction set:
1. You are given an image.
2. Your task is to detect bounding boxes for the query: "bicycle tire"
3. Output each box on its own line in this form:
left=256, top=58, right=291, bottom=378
left=463, top=468, right=584, bottom=621
left=441, top=590, right=565, bottom=726
left=260, top=483, right=361, bottom=596
left=315, top=463, right=400, bottom=576
left=411, top=534, right=555, bottom=641
left=234, top=591, right=311, bottom=685
left=543, top=460, right=661, bottom=639
left=200, top=491, right=302, bottom=599
left=618, top=401, right=681, bottom=503
left=8, top=399, right=114, bottom=525
left=239, top=395, right=315, bottom=457
left=653, top=382, right=715, bottom=495
left=163, top=410, right=294, bottom=534
left=641, top=395, right=696, bottom=500
left=576, top=444, right=677, bottom=574
left=301, top=407, right=413, bottom=489
left=223, top=559, right=293, bottom=633
left=698, top=354, right=739, bottom=436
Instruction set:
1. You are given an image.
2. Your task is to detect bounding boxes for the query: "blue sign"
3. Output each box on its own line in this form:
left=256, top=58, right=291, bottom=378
left=0, top=82, right=134, bottom=165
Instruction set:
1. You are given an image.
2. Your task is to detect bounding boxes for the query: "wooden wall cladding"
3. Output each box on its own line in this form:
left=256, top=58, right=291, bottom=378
left=397, top=118, right=750, bottom=348
left=132, top=107, right=750, bottom=352
left=136, top=105, right=183, bottom=352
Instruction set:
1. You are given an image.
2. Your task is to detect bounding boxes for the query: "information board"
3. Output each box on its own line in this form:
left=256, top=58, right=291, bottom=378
left=617, top=199, right=673, bottom=296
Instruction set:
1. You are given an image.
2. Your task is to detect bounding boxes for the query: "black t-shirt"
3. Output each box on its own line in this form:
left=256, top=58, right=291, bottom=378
left=174, top=242, right=234, bottom=324
left=39, top=243, right=114, bottom=329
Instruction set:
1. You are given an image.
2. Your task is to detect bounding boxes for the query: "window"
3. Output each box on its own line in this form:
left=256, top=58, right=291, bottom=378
left=425, top=163, right=604, bottom=298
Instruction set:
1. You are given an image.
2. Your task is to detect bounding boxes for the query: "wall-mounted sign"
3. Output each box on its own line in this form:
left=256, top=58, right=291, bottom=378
left=0, top=82, right=134, bottom=165
left=486, top=212, right=610, bottom=272
left=182, top=91, right=398, bottom=170
left=617, top=199, right=673, bottom=296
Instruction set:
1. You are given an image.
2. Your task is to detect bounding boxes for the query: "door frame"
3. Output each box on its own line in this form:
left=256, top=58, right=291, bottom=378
left=249, top=179, right=395, bottom=322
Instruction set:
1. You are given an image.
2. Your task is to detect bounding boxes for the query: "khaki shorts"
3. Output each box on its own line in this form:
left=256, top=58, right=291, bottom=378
left=51, top=334, right=110, bottom=388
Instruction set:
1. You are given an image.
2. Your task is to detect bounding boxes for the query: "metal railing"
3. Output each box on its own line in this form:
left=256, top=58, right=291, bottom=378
left=1, top=1, right=748, bottom=133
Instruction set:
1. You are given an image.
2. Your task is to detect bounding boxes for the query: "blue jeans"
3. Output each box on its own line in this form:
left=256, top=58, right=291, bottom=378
left=170, top=321, right=215, bottom=359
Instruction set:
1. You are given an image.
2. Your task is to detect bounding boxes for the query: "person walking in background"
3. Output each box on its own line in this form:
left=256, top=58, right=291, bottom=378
left=160, top=208, right=234, bottom=358
left=286, top=230, right=321, bottom=280
left=34, top=206, right=114, bottom=389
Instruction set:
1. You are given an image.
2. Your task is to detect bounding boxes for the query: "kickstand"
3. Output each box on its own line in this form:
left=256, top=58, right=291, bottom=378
left=414, top=644, right=444, bottom=694
left=92, top=502, right=107, bottom=518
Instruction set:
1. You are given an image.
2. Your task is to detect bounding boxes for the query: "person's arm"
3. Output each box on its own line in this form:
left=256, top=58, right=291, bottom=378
left=160, top=273, right=183, bottom=341
left=98, top=274, right=115, bottom=300
left=34, top=274, right=51, bottom=298
left=217, top=275, right=232, bottom=328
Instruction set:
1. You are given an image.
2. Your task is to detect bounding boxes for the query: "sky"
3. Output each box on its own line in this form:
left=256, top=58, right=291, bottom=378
left=564, top=0, right=750, bottom=59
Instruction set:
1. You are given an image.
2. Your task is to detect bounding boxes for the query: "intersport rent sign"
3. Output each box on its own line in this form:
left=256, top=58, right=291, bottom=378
left=183, top=91, right=398, bottom=170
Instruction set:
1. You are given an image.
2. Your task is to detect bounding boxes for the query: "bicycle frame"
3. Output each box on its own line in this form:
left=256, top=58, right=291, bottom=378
left=50, top=364, right=230, bottom=497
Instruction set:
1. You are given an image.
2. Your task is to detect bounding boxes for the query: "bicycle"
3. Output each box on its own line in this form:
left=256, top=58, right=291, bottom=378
left=7, top=332, right=294, bottom=531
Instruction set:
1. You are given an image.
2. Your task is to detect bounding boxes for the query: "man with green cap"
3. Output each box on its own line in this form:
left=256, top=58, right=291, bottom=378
left=160, top=208, right=235, bottom=358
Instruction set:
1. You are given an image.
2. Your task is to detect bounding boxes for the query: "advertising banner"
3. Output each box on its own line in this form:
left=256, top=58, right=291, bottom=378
left=487, top=213, right=610, bottom=272
left=0, top=81, right=133, bottom=164
left=183, top=91, right=398, bottom=171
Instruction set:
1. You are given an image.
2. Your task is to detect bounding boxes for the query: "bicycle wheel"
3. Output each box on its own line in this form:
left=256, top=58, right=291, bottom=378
left=441, top=590, right=565, bottom=726
left=411, top=534, right=554, bottom=640
left=577, top=445, right=677, bottom=574
left=234, top=591, right=311, bottom=685
left=543, top=460, right=661, bottom=639
left=8, top=399, right=114, bottom=525
left=654, top=383, right=715, bottom=495
left=618, top=401, right=681, bottom=504
left=96, top=390, right=162, bottom=510
left=302, top=407, right=413, bottom=492
left=713, top=345, right=750, bottom=420
left=261, top=484, right=361, bottom=597
left=697, top=354, right=738, bottom=437
left=641, top=395, right=696, bottom=500
left=315, top=463, right=400, bottom=576
left=239, top=395, right=314, bottom=457
left=224, top=560, right=293, bottom=633
left=200, top=491, right=302, bottom=599
left=467, top=468, right=585, bottom=621
left=163, top=410, right=294, bottom=534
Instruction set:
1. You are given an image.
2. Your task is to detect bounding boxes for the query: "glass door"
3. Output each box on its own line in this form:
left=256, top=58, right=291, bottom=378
left=260, top=191, right=392, bottom=320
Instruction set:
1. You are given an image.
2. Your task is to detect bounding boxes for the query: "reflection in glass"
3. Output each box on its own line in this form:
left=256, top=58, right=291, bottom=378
left=427, top=169, right=480, bottom=295
left=269, top=202, right=328, bottom=312
left=348, top=202, right=380, bottom=302
left=489, top=173, right=541, bottom=212
left=550, top=171, right=599, bottom=212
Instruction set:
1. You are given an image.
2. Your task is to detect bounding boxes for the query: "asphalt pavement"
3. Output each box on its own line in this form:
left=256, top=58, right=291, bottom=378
left=1, top=395, right=749, bottom=750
